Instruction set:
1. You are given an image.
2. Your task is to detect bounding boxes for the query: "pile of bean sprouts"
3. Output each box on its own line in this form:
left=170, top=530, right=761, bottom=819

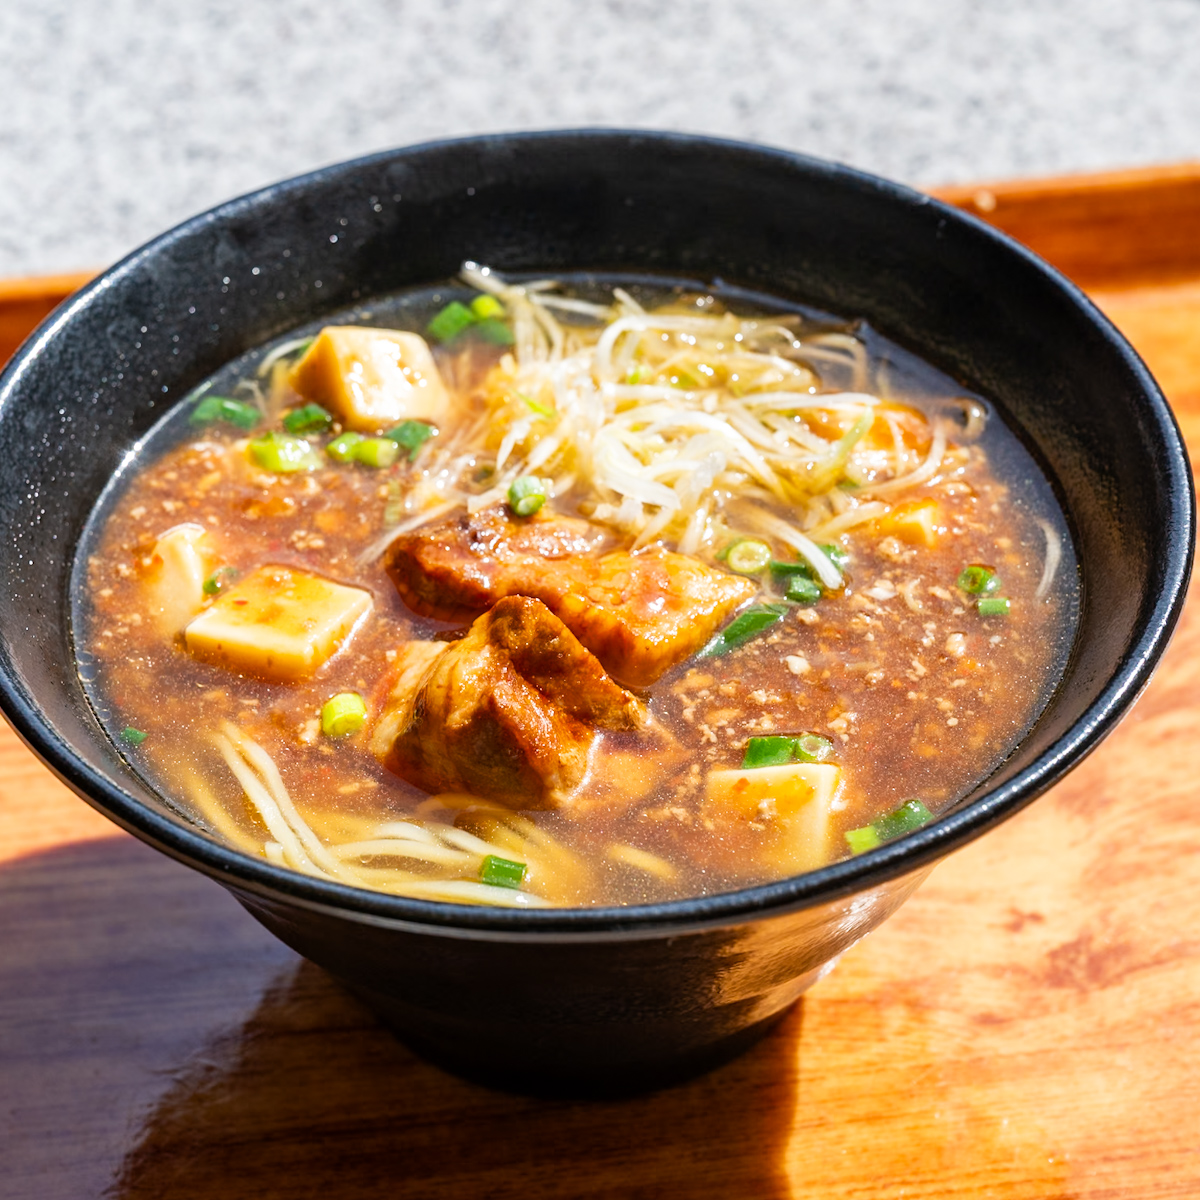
left=377, top=264, right=987, bottom=585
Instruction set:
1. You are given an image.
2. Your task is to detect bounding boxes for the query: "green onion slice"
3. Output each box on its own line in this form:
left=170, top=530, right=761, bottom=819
left=957, top=564, right=1000, bottom=594
left=202, top=566, right=238, bottom=595
left=119, top=726, right=148, bottom=746
left=723, top=539, right=772, bottom=576
left=874, top=798, right=934, bottom=840
left=793, top=733, right=834, bottom=762
left=479, top=855, right=527, bottom=889
left=473, top=318, right=515, bottom=345
left=426, top=300, right=476, bottom=343
left=741, top=736, right=797, bottom=769
left=282, top=403, right=333, bottom=435
left=190, top=395, right=261, bottom=430
left=845, top=798, right=933, bottom=855
left=770, top=544, right=845, bottom=589
left=508, top=476, right=547, bottom=517
left=977, top=596, right=1011, bottom=617
left=249, top=431, right=321, bottom=473
left=770, top=558, right=814, bottom=581
left=470, top=294, right=505, bottom=320
left=326, top=431, right=365, bottom=462
left=844, top=825, right=881, bottom=854
left=785, top=575, right=822, bottom=606
left=741, top=732, right=834, bottom=769
left=320, top=692, right=367, bottom=738
left=383, top=419, right=436, bottom=459
left=699, top=604, right=789, bottom=657
left=352, top=437, right=402, bottom=468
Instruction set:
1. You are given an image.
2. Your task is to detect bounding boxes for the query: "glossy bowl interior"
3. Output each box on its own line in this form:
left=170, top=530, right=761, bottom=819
left=0, top=131, right=1191, bottom=1093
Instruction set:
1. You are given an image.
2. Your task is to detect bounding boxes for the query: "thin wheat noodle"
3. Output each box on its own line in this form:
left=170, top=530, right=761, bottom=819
left=221, top=722, right=361, bottom=883
left=331, top=839, right=473, bottom=867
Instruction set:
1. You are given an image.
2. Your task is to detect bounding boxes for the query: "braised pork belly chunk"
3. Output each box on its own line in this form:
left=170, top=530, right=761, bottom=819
left=370, top=596, right=649, bottom=810
left=384, top=505, right=756, bottom=687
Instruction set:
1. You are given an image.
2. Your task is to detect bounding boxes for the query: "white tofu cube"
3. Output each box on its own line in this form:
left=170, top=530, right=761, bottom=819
left=288, top=326, right=451, bottom=432
left=144, top=523, right=213, bottom=638
left=703, top=762, right=841, bottom=873
left=184, top=565, right=371, bottom=681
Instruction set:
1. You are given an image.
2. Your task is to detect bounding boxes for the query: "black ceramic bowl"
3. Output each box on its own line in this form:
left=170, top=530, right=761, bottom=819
left=0, top=132, right=1191, bottom=1095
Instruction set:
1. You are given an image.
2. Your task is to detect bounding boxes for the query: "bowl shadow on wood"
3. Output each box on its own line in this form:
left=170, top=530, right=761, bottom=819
left=0, top=836, right=800, bottom=1200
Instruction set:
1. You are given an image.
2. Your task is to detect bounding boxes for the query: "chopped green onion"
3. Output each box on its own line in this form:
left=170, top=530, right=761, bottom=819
left=741, top=732, right=834, bottom=769
left=769, top=543, right=845, bottom=588
left=977, top=596, right=1011, bottom=617
left=190, top=395, right=261, bottom=430
left=426, top=301, right=476, bottom=343
left=723, top=539, right=772, bottom=575
left=785, top=575, right=822, bottom=606
left=326, top=431, right=365, bottom=462
left=770, top=559, right=815, bottom=581
left=844, top=825, right=882, bottom=854
left=845, top=799, right=933, bottom=855
left=283, top=403, right=333, bottom=435
left=742, top=736, right=797, bottom=769
left=384, top=419, right=436, bottom=459
left=793, top=733, right=834, bottom=762
left=470, top=294, right=505, bottom=320
left=119, top=726, right=148, bottom=746
left=249, top=431, right=321, bottom=473
left=202, top=567, right=237, bottom=595
left=473, top=318, right=515, bottom=345
left=508, top=476, right=547, bottom=517
left=352, top=437, right=401, bottom=468
left=479, top=855, right=527, bottom=889
left=320, top=692, right=367, bottom=738
left=699, top=604, right=789, bottom=657
left=874, top=798, right=934, bottom=841
left=957, top=564, right=1000, bottom=594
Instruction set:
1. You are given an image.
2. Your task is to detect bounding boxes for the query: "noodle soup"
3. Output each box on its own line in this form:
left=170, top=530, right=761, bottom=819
left=74, top=269, right=1077, bottom=908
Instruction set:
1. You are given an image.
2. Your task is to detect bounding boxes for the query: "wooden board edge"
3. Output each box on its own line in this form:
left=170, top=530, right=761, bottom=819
left=929, top=160, right=1200, bottom=290
left=0, top=270, right=98, bottom=305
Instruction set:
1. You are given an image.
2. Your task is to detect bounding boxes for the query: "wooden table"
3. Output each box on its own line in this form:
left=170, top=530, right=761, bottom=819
left=3, top=164, right=1199, bottom=1199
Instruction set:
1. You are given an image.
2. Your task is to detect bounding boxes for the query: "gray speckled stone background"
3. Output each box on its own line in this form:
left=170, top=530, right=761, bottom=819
left=2, top=0, right=1200, bottom=277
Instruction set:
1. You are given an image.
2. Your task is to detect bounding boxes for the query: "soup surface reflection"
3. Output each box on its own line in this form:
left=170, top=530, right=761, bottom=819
left=75, top=271, right=1078, bottom=908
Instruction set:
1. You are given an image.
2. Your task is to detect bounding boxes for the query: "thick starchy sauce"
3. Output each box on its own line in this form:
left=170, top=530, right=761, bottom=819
left=78, top=279, right=1074, bottom=907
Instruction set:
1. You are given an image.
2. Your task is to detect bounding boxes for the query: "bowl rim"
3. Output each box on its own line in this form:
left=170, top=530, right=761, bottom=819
left=0, top=127, right=1193, bottom=939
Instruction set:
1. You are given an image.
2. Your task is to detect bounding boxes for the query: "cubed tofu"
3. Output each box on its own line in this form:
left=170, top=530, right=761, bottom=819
left=703, top=762, right=841, bottom=873
left=184, top=565, right=371, bottom=681
left=879, top=498, right=940, bottom=547
left=144, top=523, right=213, bottom=638
left=288, top=326, right=451, bottom=433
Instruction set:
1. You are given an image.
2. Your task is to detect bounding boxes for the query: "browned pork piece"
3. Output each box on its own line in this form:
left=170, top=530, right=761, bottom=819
left=384, top=505, right=756, bottom=688
left=369, top=596, right=649, bottom=809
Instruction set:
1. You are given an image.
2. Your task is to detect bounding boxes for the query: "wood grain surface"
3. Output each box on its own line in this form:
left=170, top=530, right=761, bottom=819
left=2, top=166, right=1199, bottom=1198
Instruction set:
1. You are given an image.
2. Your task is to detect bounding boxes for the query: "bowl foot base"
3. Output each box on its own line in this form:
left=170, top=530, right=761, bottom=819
left=345, top=985, right=804, bottom=1099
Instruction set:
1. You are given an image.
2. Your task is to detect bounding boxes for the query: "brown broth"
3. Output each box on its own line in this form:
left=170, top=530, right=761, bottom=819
left=73, top=276, right=1078, bottom=907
